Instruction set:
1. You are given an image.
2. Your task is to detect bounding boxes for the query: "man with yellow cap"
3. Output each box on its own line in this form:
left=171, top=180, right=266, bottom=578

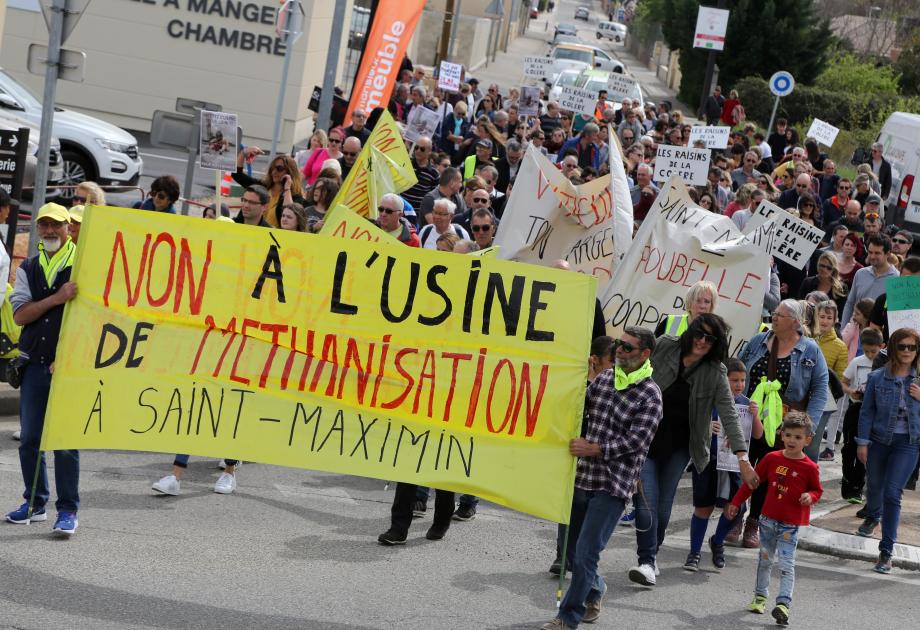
left=5, top=202, right=80, bottom=536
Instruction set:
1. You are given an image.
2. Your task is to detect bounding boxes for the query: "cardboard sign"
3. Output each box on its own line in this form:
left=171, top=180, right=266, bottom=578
left=687, top=125, right=730, bottom=149
left=403, top=106, right=441, bottom=143
left=653, top=145, right=710, bottom=186
left=599, top=177, right=771, bottom=356
left=744, top=201, right=824, bottom=269
left=886, top=276, right=920, bottom=334
left=605, top=73, right=639, bottom=101
left=519, top=86, right=541, bottom=117
left=523, top=56, right=553, bottom=80
left=44, top=205, right=598, bottom=524
left=694, top=6, right=730, bottom=50
left=807, top=118, right=840, bottom=147
left=717, top=404, right=754, bottom=473
left=199, top=110, right=238, bottom=172
left=438, top=61, right=463, bottom=92
left=558, top=86, right=597, bottom=118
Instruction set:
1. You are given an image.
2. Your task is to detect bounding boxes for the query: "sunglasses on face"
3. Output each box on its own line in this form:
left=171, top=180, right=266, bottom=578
left=818, top=264, right=835, bottom=271
left=472, top=197, right=490, bottom=204
left=328, top=138, right=342, bottom=145
left=471, top=224, right=492, bottom=232
left=866, top=212, right=880, bottom=220
left=694, top=331, right=717, bottom=344
left=893, top=238, right=911, bottom=245
left=342, top=151, right=358, bottom=157
left=897, top=344, right=918, bottom=352
left=838, top=185, right=851, bottom=190
left=72, top=195, right=87, bottom=204
left=613, top=339, right=637, bottom=353
left=377, top=206, right=398, bottom=215
left=415, top=146, right=429, bottom=152
left=272, top=164, right=287, bottom=172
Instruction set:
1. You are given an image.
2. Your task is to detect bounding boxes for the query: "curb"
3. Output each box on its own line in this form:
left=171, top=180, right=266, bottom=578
left=798, top=526, right=920, bottom=572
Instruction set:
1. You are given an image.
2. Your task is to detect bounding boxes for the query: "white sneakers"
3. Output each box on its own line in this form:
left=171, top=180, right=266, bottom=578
left=12, top=430, right=21, bottom=441
left=152, top=473, right=236, bottom=495
left=627, top=562, right=657, bottom=586
left=214, top=472, right=237, bottom=494
left=152, top=475, right=181, bottom=496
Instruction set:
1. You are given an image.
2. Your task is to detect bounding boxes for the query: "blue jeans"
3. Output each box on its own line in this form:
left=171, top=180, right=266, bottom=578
left=558, top=490, right=626, bottom=628
left=633, top=447, right=690, bottom=564
left=865, top=433, right=920, bottom=554
left=755, top=516, right=799, bottom=605
left=556, top=485, right=590, bottom=568
left=804, top=410, right=833, bottom=462
left=18, top=363, right=80, bottom=513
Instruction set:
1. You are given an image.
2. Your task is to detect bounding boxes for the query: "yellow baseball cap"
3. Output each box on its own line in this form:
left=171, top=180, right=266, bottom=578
left=69, top=205, right=84, bottom=223
left=36, top=202, right=71, bottom=223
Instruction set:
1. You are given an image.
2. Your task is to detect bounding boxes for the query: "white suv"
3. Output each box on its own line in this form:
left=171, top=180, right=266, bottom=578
left=0, top=69, right=143, bottom=200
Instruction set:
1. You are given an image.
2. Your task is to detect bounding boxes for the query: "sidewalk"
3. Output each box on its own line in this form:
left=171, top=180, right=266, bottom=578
left=800, top=486, right=920, bottom=571
left=0, top=383, right=17, bottom=417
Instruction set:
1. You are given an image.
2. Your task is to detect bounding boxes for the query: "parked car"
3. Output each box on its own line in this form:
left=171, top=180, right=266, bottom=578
left=575, top=6, right=591, bottom=21
left=596, top=20, right=628, bottom=42
left=0, top=112, right=64, bottom=199
left=545, top=43, right=625, bottom=86
left=0, top=68, right=142, bottom=200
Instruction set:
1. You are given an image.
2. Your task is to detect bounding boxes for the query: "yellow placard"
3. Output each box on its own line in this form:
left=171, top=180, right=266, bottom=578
left=331, top=110, right=417, bottom=220
left=319, top=204, right=399, bottom=245
left=43, top=206, right=597, bottom=523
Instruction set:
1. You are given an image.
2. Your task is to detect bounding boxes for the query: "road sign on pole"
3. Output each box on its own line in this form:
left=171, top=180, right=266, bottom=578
left=270, top=0, right=305, bottom=158
left=767, top=71, right=795, bottom=135
left=0, top=127, right=30, bottom=257
left=40, top=0, right=90, bottom=46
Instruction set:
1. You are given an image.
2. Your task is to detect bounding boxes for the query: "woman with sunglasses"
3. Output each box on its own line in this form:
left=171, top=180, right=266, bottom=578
left=234, top=149, right=307, bottom=227
left=795, top=191, right=820, bottom=227
left=697, top=191, right=720, bottom=214
left=301, top=126, right=345, bottom=186
left=757, top=174, right=780, bottom=202
left=856, top=327, right=920, bottom=573
left=71, top=181, right=106, bottom=208
left=627, top=314, right=757, bottom=585
left=473, top=93, right=497, bottom=122
left=134, top=175, right=180, bottom=214
left=734, top=300, right=829, bottom=547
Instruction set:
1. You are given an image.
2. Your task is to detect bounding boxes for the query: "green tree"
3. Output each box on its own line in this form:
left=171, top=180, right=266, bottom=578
left=894, top=29, right=920, bottom=96
left=653, top=1, right=835, bottom=107
left=815, top=51, right=901, bottom=96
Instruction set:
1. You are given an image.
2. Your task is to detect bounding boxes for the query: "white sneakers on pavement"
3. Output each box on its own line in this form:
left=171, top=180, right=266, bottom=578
left=214, top=472, right=236, bottom=494
left=627, top=562, right=657, bottom=586
left=152, top=475, right=181, bottom=496
left=12, top=430, right=20, bottom=441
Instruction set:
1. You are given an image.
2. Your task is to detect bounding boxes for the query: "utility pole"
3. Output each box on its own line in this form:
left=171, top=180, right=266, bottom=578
left=697, top=0, right=728, bottom=122
left=270, top=0, right=304, bottom=158
left=438, top=0, right=455, bottom=64
left=317, top=0, right=348, bottom=131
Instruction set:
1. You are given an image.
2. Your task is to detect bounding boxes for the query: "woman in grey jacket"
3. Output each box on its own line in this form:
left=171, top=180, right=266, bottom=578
left=627, top=314, right=758, bottom=587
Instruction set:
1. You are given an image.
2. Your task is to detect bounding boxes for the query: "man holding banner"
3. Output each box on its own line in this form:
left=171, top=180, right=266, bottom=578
left=542, top=327, right=662, bottom=630
left=5, top=204, right=80, bottom=536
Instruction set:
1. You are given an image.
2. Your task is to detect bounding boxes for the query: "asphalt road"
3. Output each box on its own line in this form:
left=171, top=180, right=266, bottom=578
left=1, top=417, right=918, bottom=630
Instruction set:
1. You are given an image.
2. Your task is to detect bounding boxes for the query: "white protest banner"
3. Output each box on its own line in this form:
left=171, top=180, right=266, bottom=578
left=687, top=125, right=730, bottom=149
left=599, top=177, right=772, bottom=356
left=494, top=144, right=624, bottom=292
left=807, top=118, right=840, bottom=147
left=199, top=110, right=238, bottom=171
left=653, top=145, right=710, bottom=186
left=558, top=86, right=597, bottom=118
left=519, top=86, right=541, bottom=117
left=523, top=56, right=553, bottom=81
left=885, top=276, right=920, bottom=334
left=717, top=403, right=754, bottom=473
left=438, top=61, right=463, bottom=92
left=605, top=73, right=639, bottom=101
left=403, top=106, right=441, bottom=143
left=694, top=6, right=730, bottom=50
left=744, top=200, right=823, bottom=269
left=607, top=127, right=633, bottom=264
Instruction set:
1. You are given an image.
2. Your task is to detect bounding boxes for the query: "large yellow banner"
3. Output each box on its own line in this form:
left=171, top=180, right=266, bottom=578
left=42, top=207, right=596, bottom=523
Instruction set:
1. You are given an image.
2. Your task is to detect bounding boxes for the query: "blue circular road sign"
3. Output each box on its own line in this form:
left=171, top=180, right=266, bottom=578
left=769, top=71, right=795, bottom=97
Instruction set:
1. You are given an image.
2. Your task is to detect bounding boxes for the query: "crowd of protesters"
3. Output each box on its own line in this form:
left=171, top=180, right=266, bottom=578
left=2, top=55, right=918, bottom=630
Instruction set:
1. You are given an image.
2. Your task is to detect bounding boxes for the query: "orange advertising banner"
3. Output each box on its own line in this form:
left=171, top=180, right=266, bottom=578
left=344, top=0, right=426, bottom=125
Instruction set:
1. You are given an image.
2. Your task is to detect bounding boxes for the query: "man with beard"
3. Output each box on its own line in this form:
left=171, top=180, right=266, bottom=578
left=541, top=327, right=663, bottom=630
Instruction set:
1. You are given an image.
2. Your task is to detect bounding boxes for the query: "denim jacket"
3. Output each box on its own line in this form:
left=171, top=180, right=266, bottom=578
left=739, top=332, right=829, bottom=423
left=856, top=368, right=920, bottom=446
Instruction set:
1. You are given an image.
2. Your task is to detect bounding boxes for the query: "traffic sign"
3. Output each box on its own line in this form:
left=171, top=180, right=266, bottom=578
left=0, top=127, right=30, bottom=256
left=275, top=0, right=304, bottom=44
left=27, top=44, right=86, bottom=82
left=769, top=71, right=795, bottom=97
left=41, top=0, right=91, bottom=46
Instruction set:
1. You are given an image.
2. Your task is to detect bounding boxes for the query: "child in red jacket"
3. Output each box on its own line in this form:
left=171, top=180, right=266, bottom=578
left=726, top=412, right=823, bottom=626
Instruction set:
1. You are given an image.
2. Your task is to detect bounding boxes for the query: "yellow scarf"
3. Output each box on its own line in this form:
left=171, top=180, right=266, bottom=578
left=613, top=359, right=653, bottom=391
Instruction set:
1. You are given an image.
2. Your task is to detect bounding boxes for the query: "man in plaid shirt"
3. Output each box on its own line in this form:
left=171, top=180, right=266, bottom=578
left=541, top=326, right=663, bottom=630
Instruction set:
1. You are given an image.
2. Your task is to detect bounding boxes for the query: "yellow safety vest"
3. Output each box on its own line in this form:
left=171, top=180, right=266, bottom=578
left=665, top=314, right=689, bottom=336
